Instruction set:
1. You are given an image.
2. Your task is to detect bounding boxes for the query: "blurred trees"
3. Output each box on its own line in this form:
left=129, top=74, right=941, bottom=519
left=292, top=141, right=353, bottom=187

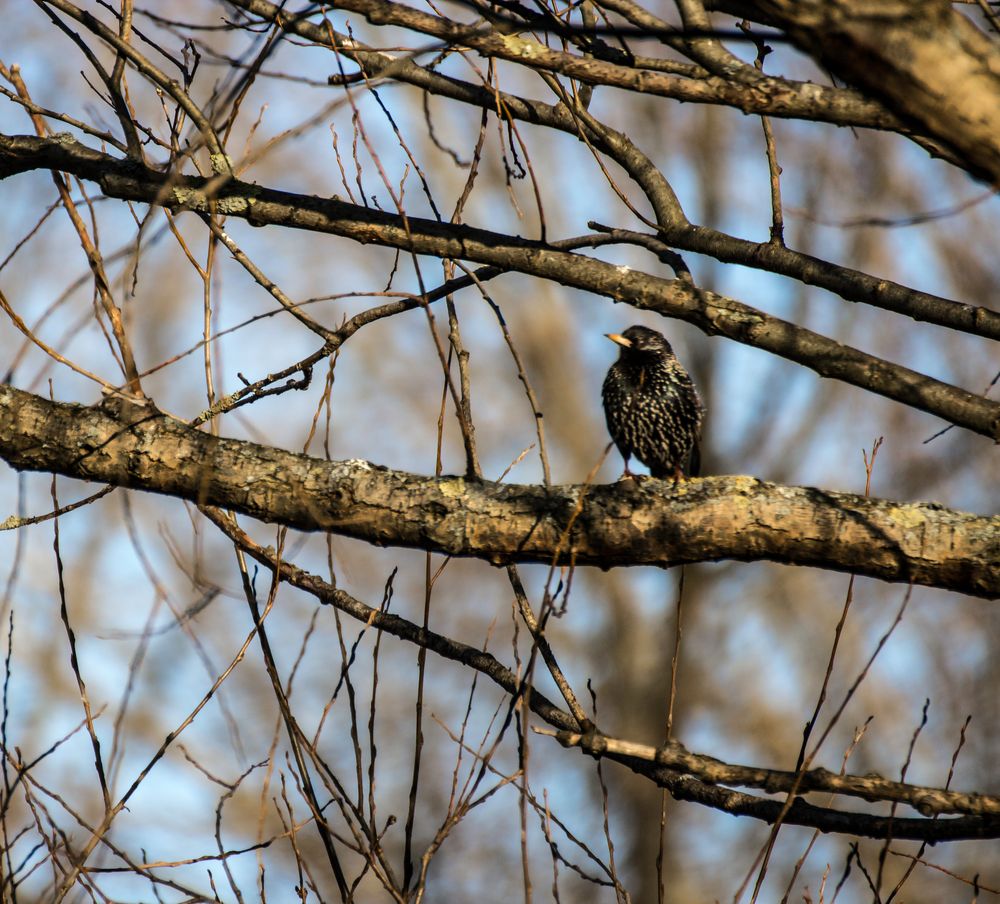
left=0, top=1, right=998, bottom=901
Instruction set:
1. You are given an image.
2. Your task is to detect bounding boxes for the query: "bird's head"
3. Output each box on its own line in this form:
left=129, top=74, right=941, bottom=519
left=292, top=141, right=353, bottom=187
left=605, top=325, right=673, bottom=357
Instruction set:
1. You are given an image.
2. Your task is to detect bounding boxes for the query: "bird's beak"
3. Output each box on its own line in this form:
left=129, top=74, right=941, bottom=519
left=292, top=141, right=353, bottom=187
left=605, top=333, right=632, bottom=347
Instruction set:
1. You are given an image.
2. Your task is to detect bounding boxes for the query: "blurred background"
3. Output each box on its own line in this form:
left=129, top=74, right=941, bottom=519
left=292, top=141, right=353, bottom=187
left=0, top=1, right=998, bottom=901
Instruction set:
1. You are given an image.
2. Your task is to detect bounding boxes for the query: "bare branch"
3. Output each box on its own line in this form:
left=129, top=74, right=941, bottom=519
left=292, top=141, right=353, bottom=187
left=539, top=727, right=1000, bottom=817
left=1, top=134, right=997, bottom=438
left=1, top=385, right=996, bottom=597
left=206, top=510, right=1000, bottom=843
left=720, top=0, right=1000, bottom=184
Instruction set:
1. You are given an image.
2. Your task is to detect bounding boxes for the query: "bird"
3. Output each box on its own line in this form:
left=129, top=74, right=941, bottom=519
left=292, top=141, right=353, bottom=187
left=602, top=325, right=704, bottom=482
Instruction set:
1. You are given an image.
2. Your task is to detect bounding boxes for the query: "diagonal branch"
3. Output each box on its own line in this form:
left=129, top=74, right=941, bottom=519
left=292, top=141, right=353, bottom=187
left=228, top=0, right=903, bottom=132
left=1, top=384, right=997, bottom=598
left=206, top=508, right=1000, bottom=842
left=235, top=0, right=1000, bottom=343
left=722, top=0, right=1000, bottom=184
left=541, top=727, right=1000, bottom=817
left=1, top=133, right=998, bottom=440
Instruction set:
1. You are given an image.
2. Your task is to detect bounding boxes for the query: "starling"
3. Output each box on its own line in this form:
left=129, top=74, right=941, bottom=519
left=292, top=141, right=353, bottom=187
left=602, top=325, right=704, bottom=482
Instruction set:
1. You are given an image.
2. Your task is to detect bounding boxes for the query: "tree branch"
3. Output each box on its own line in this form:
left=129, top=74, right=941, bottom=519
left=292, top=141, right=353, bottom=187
left=1, top=133, right=998, bottom=440
left=229, top=0, right=902, bottom=131
left=730, top=0, right=1000, bottom=184
left=1, top=385, right=997, bottom=597
left=236, top=0, right=1000, bottom=343
left=207, top=508, right=1000, bottom=842
left=541, top=727, right=1000, bottom=817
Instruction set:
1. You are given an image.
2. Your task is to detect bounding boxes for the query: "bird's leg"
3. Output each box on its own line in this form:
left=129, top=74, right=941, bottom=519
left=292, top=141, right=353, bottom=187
left=619, top=458, right=640, bottom=482
left=672, top=464, right=687, bottom=486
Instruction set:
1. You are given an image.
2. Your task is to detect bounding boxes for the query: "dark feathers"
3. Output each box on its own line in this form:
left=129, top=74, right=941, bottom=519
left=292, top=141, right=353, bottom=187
left=602, top=325, right=704, bottom=480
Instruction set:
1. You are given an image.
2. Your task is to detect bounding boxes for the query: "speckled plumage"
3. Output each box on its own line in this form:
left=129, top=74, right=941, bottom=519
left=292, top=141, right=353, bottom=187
left=602, top=325, right=704, bottom=480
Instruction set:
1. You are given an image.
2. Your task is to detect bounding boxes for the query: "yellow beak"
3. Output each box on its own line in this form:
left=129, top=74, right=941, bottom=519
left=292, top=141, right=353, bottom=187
left=605, top=333, right=632, bottom=347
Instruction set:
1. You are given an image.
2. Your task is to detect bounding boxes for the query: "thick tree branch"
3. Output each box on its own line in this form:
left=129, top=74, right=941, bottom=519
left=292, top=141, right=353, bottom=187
left=730, top=0, right=1000, bottom=184
left=2, top=133, right=998, bottom=440
left=1, top=385, right=997, bottom=597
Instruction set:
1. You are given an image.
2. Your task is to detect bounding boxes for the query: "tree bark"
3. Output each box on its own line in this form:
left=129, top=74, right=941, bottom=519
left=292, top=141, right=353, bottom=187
left=732, top=0, right=1000, bottom=184
left=2, top=385, right=996, bottom=598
